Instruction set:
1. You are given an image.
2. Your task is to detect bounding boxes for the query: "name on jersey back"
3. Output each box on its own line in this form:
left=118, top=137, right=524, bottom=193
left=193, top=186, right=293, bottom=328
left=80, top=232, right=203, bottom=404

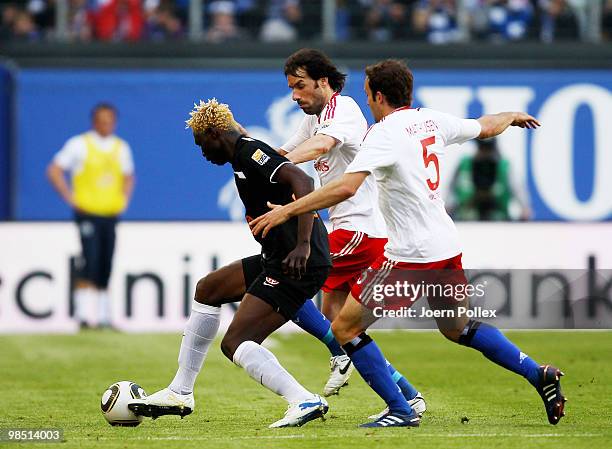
left=406, top=119, right=439, bottom=137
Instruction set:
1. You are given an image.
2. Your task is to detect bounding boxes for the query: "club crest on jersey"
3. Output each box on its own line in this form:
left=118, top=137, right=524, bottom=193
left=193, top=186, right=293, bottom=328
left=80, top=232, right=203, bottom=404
left=251, top=149, right=270, bottom=166
left=263, top=277, right=279, bottom=287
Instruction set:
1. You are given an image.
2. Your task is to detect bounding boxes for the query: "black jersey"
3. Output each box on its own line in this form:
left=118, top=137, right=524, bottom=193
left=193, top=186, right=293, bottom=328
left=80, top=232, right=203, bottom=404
left=231, top=136, right=331, bottom=269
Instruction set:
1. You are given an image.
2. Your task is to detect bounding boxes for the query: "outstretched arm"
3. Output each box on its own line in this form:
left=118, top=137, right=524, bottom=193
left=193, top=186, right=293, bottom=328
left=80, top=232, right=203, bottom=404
left=250, top=171, right=369, bottom=238
left=477, top=112, right=540, bottom=139
left=284, top=134, right=338, bottom=164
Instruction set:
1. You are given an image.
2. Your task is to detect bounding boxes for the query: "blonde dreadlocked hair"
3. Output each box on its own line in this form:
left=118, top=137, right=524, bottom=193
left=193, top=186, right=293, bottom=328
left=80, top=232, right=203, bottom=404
left=185, top=98, right=236, bottom=134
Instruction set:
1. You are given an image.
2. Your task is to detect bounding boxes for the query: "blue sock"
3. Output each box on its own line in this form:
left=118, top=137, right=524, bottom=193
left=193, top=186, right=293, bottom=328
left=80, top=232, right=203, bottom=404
left=343, top=334, right=412, bottom=414
left=386, top=360, right=418, bottom=400
left=460, top=321, right=541, bottom=387
left=293, top=300, right=344, bottom=357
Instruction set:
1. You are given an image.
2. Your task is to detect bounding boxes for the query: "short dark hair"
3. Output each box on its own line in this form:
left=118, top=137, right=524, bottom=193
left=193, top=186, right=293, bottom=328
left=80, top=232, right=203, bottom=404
left=284, top=48, right=346, bottom=93
left=365, top=60, right=413, bottom=109
left=91, top=102, right=118, bottom=119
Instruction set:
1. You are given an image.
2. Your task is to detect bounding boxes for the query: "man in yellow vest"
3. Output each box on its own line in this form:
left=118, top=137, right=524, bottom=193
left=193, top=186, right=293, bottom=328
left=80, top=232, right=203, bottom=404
left=47, top=103, right=135, bottom=329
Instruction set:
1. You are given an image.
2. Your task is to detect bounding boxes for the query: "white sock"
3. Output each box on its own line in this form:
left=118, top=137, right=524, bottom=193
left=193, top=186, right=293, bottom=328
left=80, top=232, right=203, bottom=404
left=97, top=290, right=112, bottom=326
left=169, top=301, right=220, bottom=395
left=233, top=340, right=312, bottom=403
left=74, top=288, right=95, bottom=325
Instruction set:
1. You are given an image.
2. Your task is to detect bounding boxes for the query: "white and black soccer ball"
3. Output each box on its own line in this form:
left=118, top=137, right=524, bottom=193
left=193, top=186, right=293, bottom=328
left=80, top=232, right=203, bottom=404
left=101, top=381, right=147, bottom=427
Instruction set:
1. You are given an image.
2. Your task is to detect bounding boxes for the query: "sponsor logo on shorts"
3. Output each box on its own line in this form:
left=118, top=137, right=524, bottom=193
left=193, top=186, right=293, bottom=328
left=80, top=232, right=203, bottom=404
left=356, top=268, right=372, bottom=285
left=251, top=149, right=270, bottom=166
left=263, top=277, right=279, bottom=287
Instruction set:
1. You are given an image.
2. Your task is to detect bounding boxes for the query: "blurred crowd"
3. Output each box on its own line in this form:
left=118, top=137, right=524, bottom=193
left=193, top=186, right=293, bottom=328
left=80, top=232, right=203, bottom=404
left=0, top=0, right=610, bottom=43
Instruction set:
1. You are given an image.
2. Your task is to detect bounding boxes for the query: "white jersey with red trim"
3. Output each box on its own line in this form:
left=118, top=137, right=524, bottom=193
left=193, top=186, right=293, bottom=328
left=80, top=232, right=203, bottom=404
left=281, top=93, right=386, bottom=238
left=346, top=107, right=482, bottom=263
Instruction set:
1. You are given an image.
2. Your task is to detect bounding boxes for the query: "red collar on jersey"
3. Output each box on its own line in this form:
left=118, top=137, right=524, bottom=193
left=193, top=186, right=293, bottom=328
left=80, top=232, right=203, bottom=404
left=380, top=105, right=418, bottom=122
left=317, top=92, right=340, bottom=124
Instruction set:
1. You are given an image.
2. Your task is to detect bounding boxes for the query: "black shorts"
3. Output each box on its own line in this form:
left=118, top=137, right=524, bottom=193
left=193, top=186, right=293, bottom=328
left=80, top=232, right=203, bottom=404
left=75, top=212, right=118, bottom=289
left=242, top=255, right=330, bottom=320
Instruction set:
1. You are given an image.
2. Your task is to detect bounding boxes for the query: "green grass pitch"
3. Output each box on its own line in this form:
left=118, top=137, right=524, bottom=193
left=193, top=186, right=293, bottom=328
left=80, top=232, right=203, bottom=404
left=1, top=331, right=611, bottom=449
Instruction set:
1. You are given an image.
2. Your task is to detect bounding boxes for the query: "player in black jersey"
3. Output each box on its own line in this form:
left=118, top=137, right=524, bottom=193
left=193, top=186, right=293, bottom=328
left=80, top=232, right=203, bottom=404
left=129, top=99, right=331, bottom=428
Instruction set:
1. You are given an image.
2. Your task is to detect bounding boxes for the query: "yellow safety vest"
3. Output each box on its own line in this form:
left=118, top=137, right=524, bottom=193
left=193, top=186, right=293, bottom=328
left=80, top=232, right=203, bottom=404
left=73, top=134, right=127, bottom=216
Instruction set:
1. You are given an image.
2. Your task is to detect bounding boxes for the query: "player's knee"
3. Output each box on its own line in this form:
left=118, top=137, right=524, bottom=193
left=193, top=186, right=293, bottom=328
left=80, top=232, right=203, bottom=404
left=220, top=334, right=239, bottom=361
left=331, top=319, right=361, bottom=346
left=439, top=327, right=461, bottom=343
left=437, top=317, right=469, bottom=343
left=194, top=273, right=223, bottom=305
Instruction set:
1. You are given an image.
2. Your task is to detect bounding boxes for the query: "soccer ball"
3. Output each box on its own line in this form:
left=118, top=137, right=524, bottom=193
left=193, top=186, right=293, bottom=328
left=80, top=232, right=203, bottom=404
left=100, top=381, right=147, bottom=427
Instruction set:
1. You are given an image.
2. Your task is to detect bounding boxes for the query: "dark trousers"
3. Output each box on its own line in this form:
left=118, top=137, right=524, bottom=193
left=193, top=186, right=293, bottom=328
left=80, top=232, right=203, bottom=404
left=75, top=211, right=118, bottom=289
